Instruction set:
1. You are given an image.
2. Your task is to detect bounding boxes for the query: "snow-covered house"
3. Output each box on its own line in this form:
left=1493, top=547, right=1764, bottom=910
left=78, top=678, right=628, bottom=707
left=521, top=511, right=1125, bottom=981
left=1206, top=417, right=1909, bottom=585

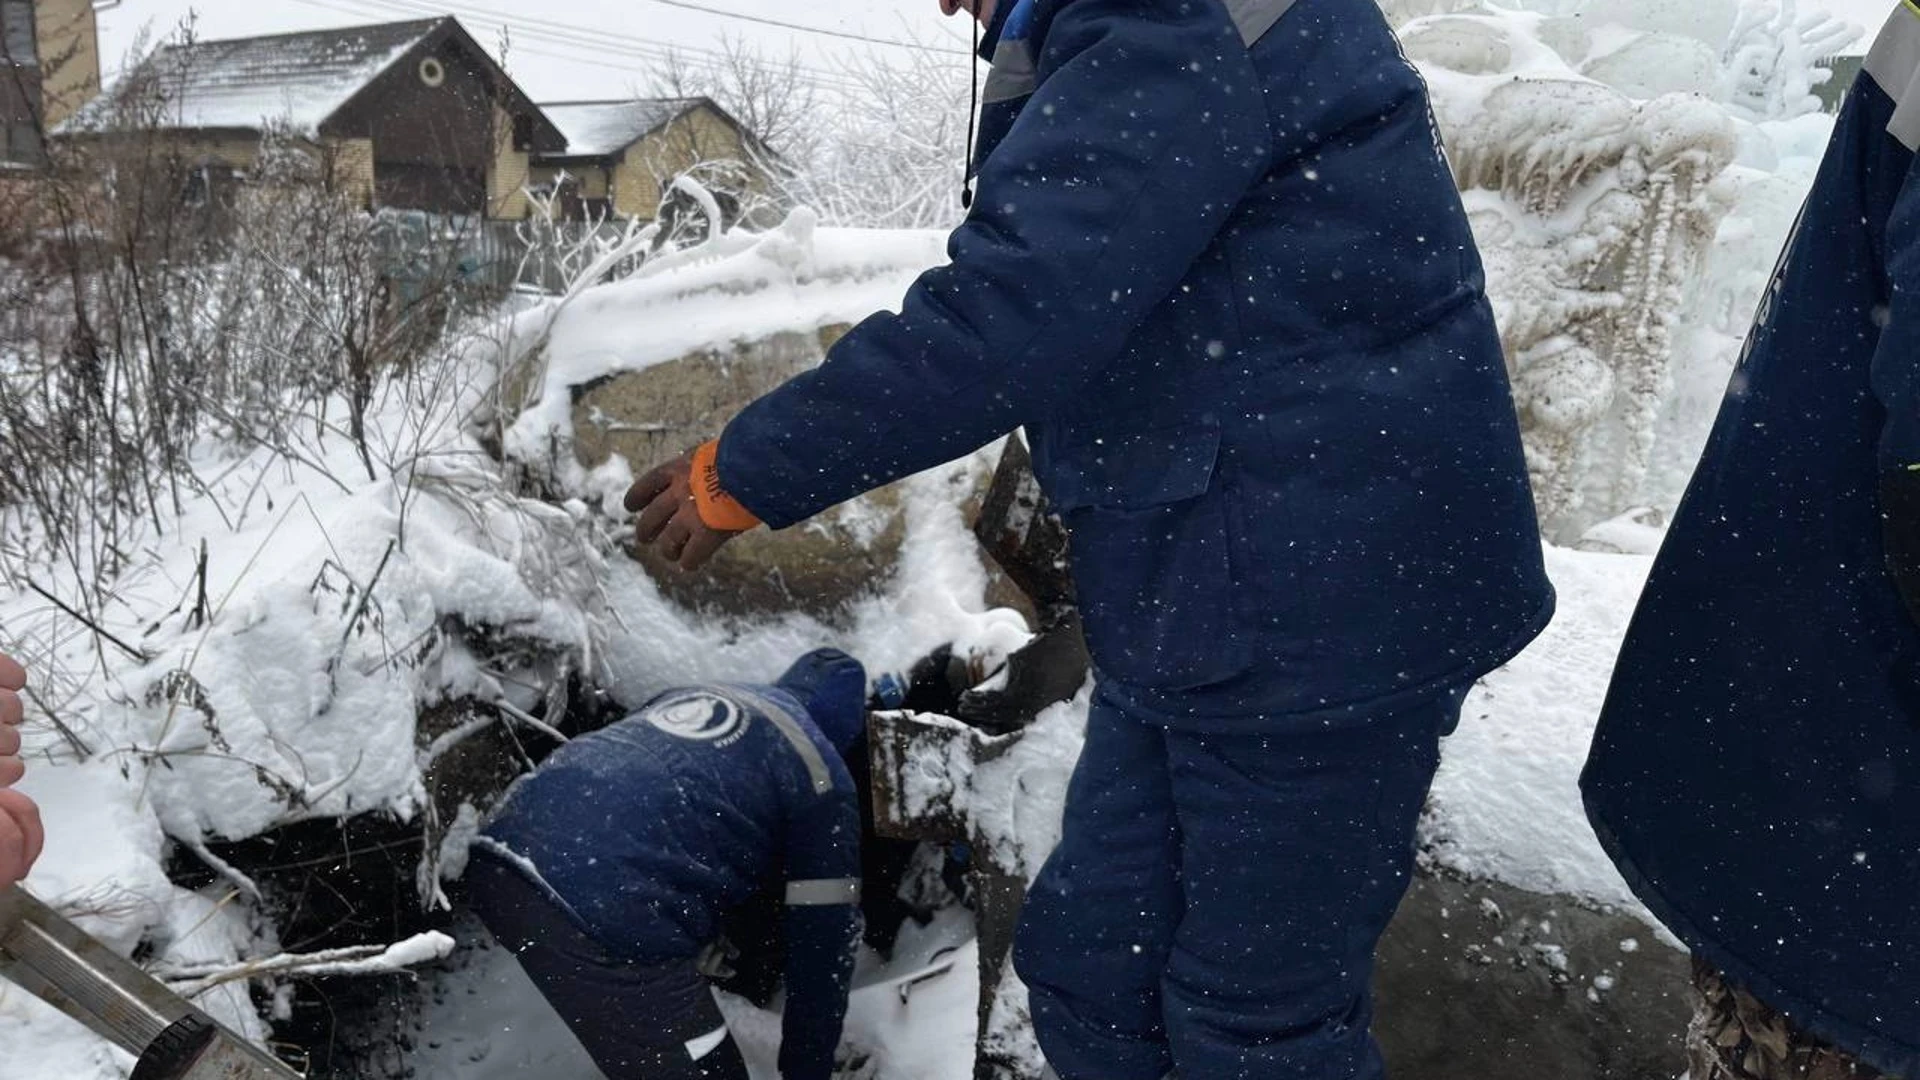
left=529, top=97, right=775, bottom=224
left=0, top=0, right=102, bottom=167
left=60, top=16, right=564, bottom=218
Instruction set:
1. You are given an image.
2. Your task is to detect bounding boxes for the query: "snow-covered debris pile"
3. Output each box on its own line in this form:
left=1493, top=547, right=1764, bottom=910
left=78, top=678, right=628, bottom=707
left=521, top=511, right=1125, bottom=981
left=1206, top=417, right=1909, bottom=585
left=115, top=457, right=601, bottom=851
left=0, top=323, right=612, bottom=1076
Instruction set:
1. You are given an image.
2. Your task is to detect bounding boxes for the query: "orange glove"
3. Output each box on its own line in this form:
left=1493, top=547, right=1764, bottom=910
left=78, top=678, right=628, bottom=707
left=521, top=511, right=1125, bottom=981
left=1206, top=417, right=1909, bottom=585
left=689, top=440, right=762, bottom=532
left=627, top=440, right=759, bottom=572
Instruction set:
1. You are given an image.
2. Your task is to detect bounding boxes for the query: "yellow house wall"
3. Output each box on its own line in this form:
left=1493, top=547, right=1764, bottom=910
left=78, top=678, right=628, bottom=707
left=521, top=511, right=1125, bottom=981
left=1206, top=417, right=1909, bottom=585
left=182, top=134, right=262, bottom=171
left=323, top=136, right=375, bottom=208
left=613, top=104, right=765, bottom=221
left=611, top=155, right=659, bottom=221
left=34, top=0, right=99, bottom=129
left=489, top=106, right=531, bottom=219
left=527, top=162, right=611, bottom=200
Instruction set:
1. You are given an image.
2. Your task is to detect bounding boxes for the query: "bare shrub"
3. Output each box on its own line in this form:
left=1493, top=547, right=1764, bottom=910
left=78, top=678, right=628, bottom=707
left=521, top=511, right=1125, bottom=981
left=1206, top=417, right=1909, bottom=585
left=0, top=31, right=497, bottom=610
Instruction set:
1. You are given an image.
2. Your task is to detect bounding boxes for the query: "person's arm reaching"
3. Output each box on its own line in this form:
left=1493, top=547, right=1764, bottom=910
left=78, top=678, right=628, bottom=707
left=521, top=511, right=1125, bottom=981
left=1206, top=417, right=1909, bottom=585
left=633, top=0, right=1271, bottom=546
left=775, top=785, right=862, bottom=1080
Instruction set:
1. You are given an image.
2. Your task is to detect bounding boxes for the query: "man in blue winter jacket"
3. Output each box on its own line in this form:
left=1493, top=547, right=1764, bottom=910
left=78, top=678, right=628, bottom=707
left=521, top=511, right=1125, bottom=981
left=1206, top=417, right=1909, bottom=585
left=1582, top=5, right=1920, bottom=1079
left=627, top=0, right=1552, bottom=1076
left=464, top=648, right=868, bottom=1080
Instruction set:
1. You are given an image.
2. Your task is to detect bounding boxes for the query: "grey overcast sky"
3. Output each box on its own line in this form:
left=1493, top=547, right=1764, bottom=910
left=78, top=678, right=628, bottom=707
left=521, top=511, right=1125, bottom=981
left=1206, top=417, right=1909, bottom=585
left=94, top=0, right=1897, bottom=102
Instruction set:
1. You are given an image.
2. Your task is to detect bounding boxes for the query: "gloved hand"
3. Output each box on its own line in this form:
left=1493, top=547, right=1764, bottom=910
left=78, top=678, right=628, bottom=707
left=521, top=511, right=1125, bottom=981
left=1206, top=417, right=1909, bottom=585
left=832, top=1041, right=878, bottom=1080
left=695, top=936, right=742, bottom=981
left=0, top=654, right=43, bottom=889
left=626, top=441, right=759, bottom=571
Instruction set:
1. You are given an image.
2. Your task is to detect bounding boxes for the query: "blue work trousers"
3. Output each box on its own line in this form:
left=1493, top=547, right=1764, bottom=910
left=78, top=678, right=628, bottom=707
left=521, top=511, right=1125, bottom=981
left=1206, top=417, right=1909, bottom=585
left=1015, top=683, right=1463, bottom=1080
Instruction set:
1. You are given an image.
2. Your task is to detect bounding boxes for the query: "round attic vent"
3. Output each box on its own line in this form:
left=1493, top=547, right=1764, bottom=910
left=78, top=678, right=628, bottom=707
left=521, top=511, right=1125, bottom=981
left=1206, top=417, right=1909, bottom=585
left=418, top=57, right=446, bottom=88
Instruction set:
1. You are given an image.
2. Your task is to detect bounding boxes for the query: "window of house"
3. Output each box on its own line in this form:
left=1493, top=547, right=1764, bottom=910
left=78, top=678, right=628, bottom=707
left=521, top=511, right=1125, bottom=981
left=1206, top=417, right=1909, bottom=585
left=512, top=113, right=535, bottom=152
left=180, top=164, right=211, bottom=207
left=0, top=0, right=35, bottom=66
left=2, top=121, right=39, bottom=166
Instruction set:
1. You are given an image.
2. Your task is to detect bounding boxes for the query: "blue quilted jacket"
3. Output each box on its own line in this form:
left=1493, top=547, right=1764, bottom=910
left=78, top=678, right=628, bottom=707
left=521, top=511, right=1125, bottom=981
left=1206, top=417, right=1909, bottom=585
left=720, top=0, right=1552, bottom=727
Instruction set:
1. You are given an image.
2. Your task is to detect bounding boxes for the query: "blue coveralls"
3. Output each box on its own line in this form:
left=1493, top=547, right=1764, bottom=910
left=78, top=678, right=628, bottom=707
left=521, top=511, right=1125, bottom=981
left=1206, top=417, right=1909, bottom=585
left=712, top=0, right=1552, bottom=1075
left=469, top=651, right=867, bottom=1080
left=1582, top=7, right=1920, bottom=1076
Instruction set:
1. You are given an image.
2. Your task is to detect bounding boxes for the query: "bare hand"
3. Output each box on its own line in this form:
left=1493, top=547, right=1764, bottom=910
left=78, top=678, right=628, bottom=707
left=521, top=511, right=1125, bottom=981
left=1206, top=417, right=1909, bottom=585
left=625, top=453, right=743, bottom=572
left=0, top=654, right=41, bottom=889
left=0, top=654, right=23, bottom=788
left=0, top=789, right=43, bottom=889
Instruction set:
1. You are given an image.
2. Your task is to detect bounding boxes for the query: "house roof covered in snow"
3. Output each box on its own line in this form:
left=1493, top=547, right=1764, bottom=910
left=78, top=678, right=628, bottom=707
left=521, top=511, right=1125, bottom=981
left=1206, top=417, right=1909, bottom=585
left=535, top=98, right=710, bottom=160
left=67, top=18, right=441, bottom=135
left=59, top=16, right=560, bottom=148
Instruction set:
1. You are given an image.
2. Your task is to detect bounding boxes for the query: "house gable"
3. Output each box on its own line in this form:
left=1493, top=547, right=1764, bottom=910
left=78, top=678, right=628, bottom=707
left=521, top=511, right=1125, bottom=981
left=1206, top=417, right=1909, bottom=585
left=323, top=19, right=562, bottom=154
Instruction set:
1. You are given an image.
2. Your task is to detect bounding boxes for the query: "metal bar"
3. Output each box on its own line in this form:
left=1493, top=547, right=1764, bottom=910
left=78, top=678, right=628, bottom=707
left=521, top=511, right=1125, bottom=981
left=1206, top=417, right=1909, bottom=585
left=0, top=886, right=186, bottom=1053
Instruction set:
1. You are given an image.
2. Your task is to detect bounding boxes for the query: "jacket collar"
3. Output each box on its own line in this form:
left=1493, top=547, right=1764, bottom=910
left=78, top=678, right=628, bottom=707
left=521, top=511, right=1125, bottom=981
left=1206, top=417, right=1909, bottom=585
left=977, top=0, right=1018, bottom=61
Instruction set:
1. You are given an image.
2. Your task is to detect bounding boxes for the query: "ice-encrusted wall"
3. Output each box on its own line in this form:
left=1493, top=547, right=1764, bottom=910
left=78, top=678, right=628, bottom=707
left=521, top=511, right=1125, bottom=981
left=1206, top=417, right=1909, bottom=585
left=1384, top=0, right=1864, bottom=537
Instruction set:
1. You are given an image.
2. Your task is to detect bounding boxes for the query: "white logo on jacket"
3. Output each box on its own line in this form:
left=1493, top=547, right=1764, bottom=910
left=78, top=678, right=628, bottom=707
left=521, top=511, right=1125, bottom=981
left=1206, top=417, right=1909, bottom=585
left=646, top=692, right=747, bottom=744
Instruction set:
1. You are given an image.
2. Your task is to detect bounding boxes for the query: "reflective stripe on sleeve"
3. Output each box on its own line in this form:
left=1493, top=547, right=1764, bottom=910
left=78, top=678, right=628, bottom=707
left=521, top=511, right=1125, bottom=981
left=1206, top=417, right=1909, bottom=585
left=684, top=1025, right=729, bottom=1062
left=734, top=688, right=834, bottom=794
left=785, top=877, right=862, bottom=906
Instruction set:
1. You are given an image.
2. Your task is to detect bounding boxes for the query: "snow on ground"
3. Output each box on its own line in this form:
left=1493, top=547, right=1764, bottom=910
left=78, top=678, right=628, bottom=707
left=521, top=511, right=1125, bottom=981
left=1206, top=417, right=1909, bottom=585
left=1425, top=544, right=1656, bottom=915
left=407, top=907, right=983, bottom=1080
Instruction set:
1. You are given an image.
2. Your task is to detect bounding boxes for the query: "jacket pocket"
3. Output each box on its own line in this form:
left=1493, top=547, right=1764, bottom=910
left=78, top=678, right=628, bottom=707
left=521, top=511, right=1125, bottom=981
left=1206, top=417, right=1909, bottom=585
left=1046, top=425, right=1252, bottom=691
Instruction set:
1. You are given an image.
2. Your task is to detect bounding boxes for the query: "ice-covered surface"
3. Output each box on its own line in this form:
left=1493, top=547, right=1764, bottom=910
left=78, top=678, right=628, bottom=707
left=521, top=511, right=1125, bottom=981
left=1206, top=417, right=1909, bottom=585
left=64, top=18, right=440, bottom=136
left=1392, top=0, right=1854, bottom=536
left=539, top=99, right=704, bottom=159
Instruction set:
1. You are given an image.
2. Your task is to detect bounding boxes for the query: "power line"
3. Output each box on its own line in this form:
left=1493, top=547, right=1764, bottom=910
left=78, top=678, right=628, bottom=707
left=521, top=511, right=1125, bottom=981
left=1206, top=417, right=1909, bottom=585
left=311, top=0, right=969, bottom=56
left=630, top=0, right=971, bottom=56
left=288, top=0, right=884, bottom=94
left=289, top=0, right=862, bottom=99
